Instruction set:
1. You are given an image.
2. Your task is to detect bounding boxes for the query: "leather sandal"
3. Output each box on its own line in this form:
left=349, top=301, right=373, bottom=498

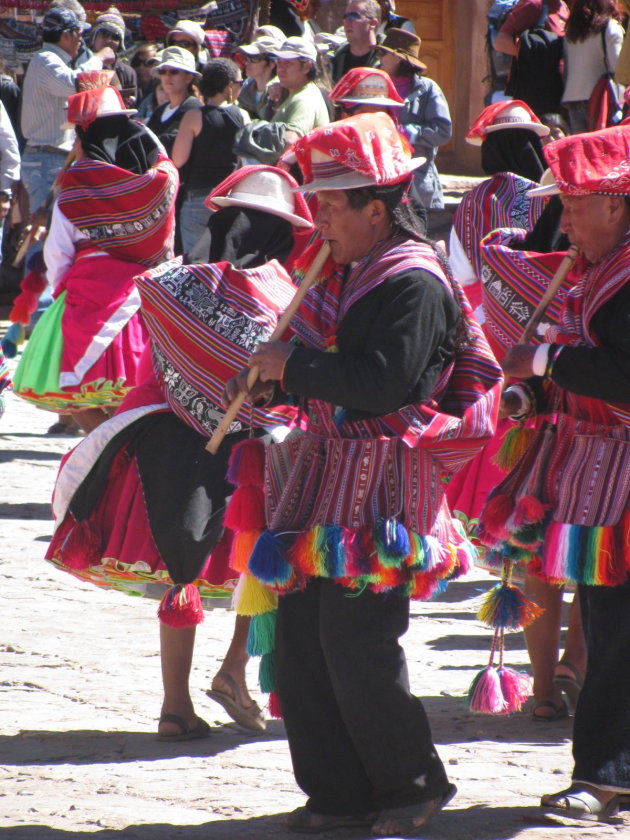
left=206, top=671, right=266, bottom=732
left=553, top=661, right=584, bottom=711
left=541, top=785, right=622, bottom=823
left=531, top=699, right=568, bottom=722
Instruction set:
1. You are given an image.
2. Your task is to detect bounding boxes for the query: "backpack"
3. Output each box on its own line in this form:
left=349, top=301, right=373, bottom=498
left=486, top=0, right=520, bottom=97
left=504, top=2, right=565, bottom=116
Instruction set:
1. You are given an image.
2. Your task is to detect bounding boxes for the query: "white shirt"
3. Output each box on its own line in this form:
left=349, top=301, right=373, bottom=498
left=20, top=43, right=103, bottom=149
left=0, top=100, right=20, bottom=191
left=562, top=19, right=624, bottom=103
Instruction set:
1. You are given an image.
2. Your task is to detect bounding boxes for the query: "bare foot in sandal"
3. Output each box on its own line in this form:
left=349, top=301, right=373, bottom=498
left=207, top=670, right=266, bottom=731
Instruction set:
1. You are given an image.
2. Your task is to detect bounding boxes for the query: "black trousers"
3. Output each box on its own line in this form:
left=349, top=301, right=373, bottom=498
left=275, top=578, right=449, bottom=816
left=573, top=576, right=630, bottom=791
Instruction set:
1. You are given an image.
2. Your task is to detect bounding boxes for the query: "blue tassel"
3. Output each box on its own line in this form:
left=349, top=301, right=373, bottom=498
left=249, top=530, right=294, bottom=588
left=323, top=525, right=345, bottom=577
left=259, top=652, right=275, bottom=693
left=374, top=518, right=410, bottom=565
left=247, top=610, right=276, bottom=656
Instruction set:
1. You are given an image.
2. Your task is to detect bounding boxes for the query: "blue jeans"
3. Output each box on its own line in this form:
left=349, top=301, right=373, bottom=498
left=21, top=148, right=66, bottom=212
left=179, top=193, right=212, bottom=256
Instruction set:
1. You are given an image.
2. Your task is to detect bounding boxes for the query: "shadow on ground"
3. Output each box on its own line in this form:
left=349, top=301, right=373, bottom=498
left=0, top=804, right=586, bottom=840
left=0, top=723, right=284, bottom=766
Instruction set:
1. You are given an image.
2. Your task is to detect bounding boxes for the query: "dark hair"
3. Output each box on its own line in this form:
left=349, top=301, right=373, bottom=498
left=301, top=58, right=317, bottom=82
left=344, top=182, right=471, bottom=349
left=43, top=30, right=64, bottom=44
left=539, top=112, right=570, bottom=136
left=565, top=0, right=622, bottom=42
left=200, top=58, right=241, bottom=99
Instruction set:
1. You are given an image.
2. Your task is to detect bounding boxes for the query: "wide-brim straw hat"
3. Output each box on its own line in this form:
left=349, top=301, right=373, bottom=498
left=378, top=28, right=427, bottom=72
left=466, top=100, right=549, bottom=146
left=206, top=165, right=314, bottom=228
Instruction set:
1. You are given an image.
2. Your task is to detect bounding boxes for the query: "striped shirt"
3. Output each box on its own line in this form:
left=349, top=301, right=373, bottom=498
left=20, top=43, right=102, bottom=150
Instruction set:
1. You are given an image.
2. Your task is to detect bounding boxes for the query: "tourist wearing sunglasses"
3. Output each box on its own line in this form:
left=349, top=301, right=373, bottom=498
left=89, top=9, right=137, bottom=107
left=330, top=0, right=381, bottom=83
left=146, top=47, right=201, bottom=157
left=237, top=35, right=282, bottom=120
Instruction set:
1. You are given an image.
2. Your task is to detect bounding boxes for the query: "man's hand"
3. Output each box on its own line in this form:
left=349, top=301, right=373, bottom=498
left=96, top=46, right=116, bottom=65
left=249, top=341, right=294, bottom=382
left=501, top=344, right=537, bottom=378
left=499, top=388, right=525, bottom=419
left=222, top=368, right=274, bottom=408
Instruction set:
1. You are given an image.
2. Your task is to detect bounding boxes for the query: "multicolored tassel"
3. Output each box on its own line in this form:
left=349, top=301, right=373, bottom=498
left=226, top=437, right=265, bottom=487
left=477, top=581, right=544, bottom=631
left=493, top=422, right=536, bottom=472
left=157, top=583, right=204, bottom=628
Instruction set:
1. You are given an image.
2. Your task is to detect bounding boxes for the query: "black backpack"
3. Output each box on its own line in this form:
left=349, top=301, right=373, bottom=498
left=505, top=28, right=564, bottom=115
left=504, top=2, right=565, bottom=116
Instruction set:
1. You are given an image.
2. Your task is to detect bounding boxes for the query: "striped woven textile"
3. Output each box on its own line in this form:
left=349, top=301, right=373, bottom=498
left=135, top=258, right=298, bottom=436
left=480, top=227, right=573, bottom=356
left=545, top=233, right=630, bottom=429
left=452, top=173, right=546, bottom=279
left=0, top=344, right=10, bottom=394
left=291, top=236, right=504, bottom=474
left=57, top=155, right=178, bottom=268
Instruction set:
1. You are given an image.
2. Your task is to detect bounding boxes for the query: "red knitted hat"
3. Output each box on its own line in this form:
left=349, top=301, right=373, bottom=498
left=62, top=86, right=136, bottom=130
left=329, top=67, right=404, bottom=109
left=292, top=112, right=425, bottom=191
left=528, top=125, right=630, bottom=196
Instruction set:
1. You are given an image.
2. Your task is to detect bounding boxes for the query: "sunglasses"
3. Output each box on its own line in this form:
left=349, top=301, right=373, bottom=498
left=158, top=68, right=183, bottom=76
left=245, top=55, right=267, bottom=63
left=343, top=11, right=367, bottom=21
left=230, top=79, right=244, bottom=86
left=133, top=57, right=157, bottom=67
left=97, top=28, right=122, bottom=42
left=169, top=38, right=197, bottom=49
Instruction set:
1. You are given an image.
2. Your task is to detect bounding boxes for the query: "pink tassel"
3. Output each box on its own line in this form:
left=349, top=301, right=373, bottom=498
left=157, top=583, right=204, bottom=628
left=467, top=666, right=508, bottom=714
left=482, top=494, right=515, bottom=538
left=268, top=690, right=283, bottom=719
left=59, top=521, right=102, bottom=570
left=512, top=495, right=545, bottom=529
left=223, top=485, right=266, bottom=530
left=498, top=666, right=532, bottom=713
left=226, top=438, right=265, bottom=487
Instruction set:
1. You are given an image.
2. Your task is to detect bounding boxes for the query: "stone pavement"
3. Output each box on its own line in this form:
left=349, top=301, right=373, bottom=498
left=1, top=349, right=628, bottom=840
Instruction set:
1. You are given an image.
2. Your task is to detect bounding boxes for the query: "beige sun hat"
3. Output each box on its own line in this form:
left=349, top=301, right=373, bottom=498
left=155, top=46, right=201, bottom=79
left=207, top=168, right=314, bottom=228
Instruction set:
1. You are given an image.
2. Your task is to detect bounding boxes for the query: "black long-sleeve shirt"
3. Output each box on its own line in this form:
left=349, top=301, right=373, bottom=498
left=551, top=280, right=630, bottom=403
left=283, top=267, right=460, bottom=423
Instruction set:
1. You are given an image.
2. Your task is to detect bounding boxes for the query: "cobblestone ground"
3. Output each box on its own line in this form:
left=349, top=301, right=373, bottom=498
left=1, top=345, right=628, bottom=840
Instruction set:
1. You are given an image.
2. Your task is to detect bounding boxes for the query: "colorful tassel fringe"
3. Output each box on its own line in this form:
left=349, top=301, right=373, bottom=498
left=233, top=572, right=278, bottom=616
left=157, top=583, right=204, bottom=628
left=493, top=423, right=536, bottom=471
left=466, top=665, right=507, bottom=714
left=268, top=691, right=282, bottom=719
left=247, top=610, right=276, bottom=657
left=477, top=582, right=544, bottom=631
left=59, top=520, right=103, bottom=570
left=259, top=652, right=275, bottom=693
left=226, top=437, right=265, bottom=487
